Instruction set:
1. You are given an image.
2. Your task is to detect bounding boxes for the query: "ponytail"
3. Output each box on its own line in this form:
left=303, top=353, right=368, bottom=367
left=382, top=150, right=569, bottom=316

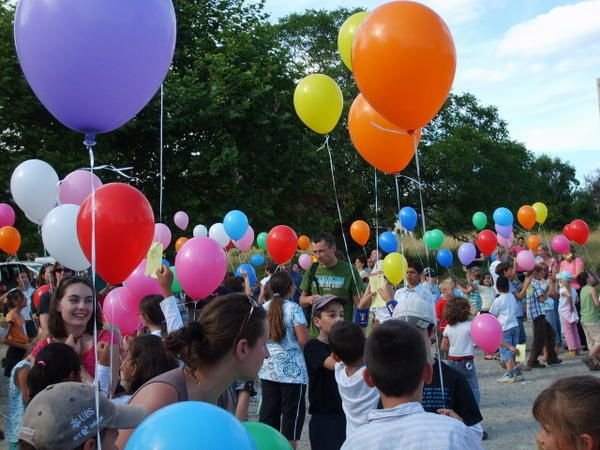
left=28, top=343, right=81, bottom=400
left=267, top=272, right=294, bottom=342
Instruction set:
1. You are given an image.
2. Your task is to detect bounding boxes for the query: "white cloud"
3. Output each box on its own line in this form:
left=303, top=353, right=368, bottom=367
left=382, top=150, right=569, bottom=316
left=498, top=0, right=600, bottom=57
left=419, top=0, right=487, bottom=25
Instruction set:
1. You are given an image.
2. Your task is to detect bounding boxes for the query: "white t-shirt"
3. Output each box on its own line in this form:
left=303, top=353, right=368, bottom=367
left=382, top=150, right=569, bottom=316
left=489, top=293, right=519, bottom=331
left=21, top=285, right=35, bottom=321
left=489, top=260, right=501, bottom=293
left=442, top=321, right=474, bottom=357
left=334, top=362, right=380, bottom=437
left=260, top=275, right=271, bottom=287
left=558, top=286, right=579, bottom=323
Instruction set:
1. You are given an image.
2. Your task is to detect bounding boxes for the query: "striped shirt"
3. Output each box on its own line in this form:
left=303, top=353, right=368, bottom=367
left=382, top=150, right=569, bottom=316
left=341, top=402, right=484, bottom=450
left=526, top=279, right=546, bottom=320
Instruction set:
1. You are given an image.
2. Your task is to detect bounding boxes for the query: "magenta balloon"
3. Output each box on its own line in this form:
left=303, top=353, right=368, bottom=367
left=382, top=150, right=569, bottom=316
left=0, top=203, right=16, bottom=227
left=123, top=259, right=162, bottom=301
left=102, top=287, right=140, bottom=335
left=516, top=250, right=535, bottom=272
left=298, top=253, right=312, bottom=270
left=174, top=211, right=189, bottom=231
left=153, top=223, right=172, bottom=249
left=470, top=314, right=502, bottom=353
left=59, top=170, right=103, bottom=206
left=14, top=0, right=176, bottom=135
left=175, top=237, right=227, bottom=300
left=234, top=226, right=254, bottom=252
left=457, top=243, right=476, bottom=266
left=551, top=235, right=570, bottom=255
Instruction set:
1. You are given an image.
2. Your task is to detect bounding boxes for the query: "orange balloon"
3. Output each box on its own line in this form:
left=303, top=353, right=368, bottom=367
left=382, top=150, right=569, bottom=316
left=348, top=94, right=418, bottom=174
left=350, top=220, right=371, bottom=246
left=175, top=237, right=188, bottom=252
left=517, top=206, right=537, bottom=230
left=526, top=235, right=542, bottom=252
left=297, top=235, right=310, bottom=251
left=0, top=226, right=21, bottom=254
left=352, top=1, right=456, bottom=130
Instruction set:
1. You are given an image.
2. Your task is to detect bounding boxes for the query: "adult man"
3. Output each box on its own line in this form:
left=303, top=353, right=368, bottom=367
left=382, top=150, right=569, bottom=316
left=16, top=271, right=37, bottom=338
left=300, top=233, right=362, bottom=336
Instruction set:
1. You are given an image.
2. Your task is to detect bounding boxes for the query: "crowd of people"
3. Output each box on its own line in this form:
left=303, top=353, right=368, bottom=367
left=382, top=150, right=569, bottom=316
left=0, top=232, right=599, bottom=449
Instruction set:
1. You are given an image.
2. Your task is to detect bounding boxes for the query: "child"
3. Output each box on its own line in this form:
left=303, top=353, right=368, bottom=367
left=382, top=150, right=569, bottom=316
left=341, top=320, right=483, bottom=449
left=557, top=271, right=582, bottom=356
left=423, top=268, right=441, bottom=302
left=304, top=295, right=346, bottom=450
left=139, top=295, right=168, bottom=337
left=2, top=289, right=31, bottom=377
left=489, top=276, right=523, bottom=383
left=478, top=273, right=495, bottom=314
left=6, top=358, right=31, bottom=450
left=533, top=376, right=600, bottom=450
left=441, top=298, right=480, bottom=405
left=461, top=267, right=483, bottom=314
left=435, top=278, right=456, bottom=360
left=329, top=321, right=379, bottom=437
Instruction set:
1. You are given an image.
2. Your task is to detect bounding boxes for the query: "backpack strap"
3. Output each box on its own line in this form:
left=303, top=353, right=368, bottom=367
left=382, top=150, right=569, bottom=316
left=308, top=262, right=321, bottom=295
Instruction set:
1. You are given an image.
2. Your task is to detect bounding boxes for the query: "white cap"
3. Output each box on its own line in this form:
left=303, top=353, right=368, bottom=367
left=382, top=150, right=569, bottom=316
left=393, top=296, right=436, bottom=329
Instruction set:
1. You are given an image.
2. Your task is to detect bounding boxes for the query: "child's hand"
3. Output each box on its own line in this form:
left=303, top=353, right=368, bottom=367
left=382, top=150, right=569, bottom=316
left=436, top=409, right=463, bottom=422
left=97, top=341, right=111, bottom=366
left=511, top=346, right=520, bottom=356
left=65, top=334, right=82, bottom=356
left=156, top=264, right=174, bottom=297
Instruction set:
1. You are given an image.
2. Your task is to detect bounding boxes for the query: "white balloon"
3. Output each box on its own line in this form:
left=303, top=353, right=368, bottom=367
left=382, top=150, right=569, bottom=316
left=209, top=223, right=230, bottom=247
left=11, top=159, right=59, bottom=222
left=42, top=205, right=90, bottom=271
left=193, top=224, right=208, bottom=238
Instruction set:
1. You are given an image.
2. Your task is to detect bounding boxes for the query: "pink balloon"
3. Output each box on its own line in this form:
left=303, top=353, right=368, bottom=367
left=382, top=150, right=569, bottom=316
left=102, top=287, right=141, bottom=335
left=551, top=235, right=570, bottom=255
left=516, top=250, right=535, bottom=272
left=0, top=203, right=16, bottom=227
left=175, top=237, right=227, bottom=300
left=471, top=314, right=503, bottom=353
left=174, top=211, right=189, bottom=230
left=497, top=232, right=514, bottom=250
left=153, top=223, right=172, bottom=249
left=59, top=170, right=103, bottom=206
left=298, top=253, right=312, bottom=270
left=233, top=226, right=254, bottom=252
left=123, top=259, right=162, bottom=301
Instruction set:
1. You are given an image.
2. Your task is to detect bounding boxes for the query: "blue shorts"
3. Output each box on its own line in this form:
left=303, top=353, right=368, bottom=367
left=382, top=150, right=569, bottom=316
left=499, top=326, right=519, bottom=361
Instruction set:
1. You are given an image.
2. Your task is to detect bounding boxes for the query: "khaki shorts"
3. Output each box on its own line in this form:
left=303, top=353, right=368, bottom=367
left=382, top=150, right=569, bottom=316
left=582, top=322, right=600, bottom=352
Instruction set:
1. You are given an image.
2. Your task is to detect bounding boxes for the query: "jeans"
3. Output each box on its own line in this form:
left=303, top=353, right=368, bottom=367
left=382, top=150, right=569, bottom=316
left=447, top=359, right=480, bottom=406
left=516, top=316, right=526, bottom=345
left=544, top=310, right=561, bottom=345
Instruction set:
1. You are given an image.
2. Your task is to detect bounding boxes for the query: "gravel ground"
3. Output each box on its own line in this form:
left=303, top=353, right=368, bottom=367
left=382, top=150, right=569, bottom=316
left=1, top=321, right=598, bottom=449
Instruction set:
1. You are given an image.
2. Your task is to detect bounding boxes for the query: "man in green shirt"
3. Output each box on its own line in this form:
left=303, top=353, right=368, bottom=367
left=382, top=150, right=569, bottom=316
left=300, top=233, right=363, bottom=336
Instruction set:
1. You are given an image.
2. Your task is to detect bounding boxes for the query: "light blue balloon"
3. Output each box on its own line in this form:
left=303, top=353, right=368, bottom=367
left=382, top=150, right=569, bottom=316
left=223, top=210, right=249, bottom=241
left=250, top=254, right=265, bottom=266
left=379, top=231, right=398, bottom=254
left=236, top=263, right=257, bottom=286
left=399, top=207, right=418, bottom=231
left=124, top=402, right=256, bottom=450
left=436, top=249, right=453, bottom=268
left=493, top=207, right=514, bottom=227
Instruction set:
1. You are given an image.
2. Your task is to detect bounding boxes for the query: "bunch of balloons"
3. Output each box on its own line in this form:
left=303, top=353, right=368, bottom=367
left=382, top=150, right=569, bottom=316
left=563, top=219, right=590, bottom=246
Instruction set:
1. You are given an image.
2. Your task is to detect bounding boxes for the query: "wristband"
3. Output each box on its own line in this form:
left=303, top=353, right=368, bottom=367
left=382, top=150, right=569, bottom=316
left=386, top=299, right=398, bottom=316
left=354, top=308, right=370, bottom=328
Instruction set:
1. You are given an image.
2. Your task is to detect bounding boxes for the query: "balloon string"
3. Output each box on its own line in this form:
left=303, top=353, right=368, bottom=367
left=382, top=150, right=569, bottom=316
left=159, top=83, right=164, bottom=223
left=394, top=175, right=405, bottom=258
left=324, top=137, right=362, bottom=300
left=374, top=168, right=379, bottom=260
left=582, top=245, right=599, bottom=280
left=369, top=121, right=409, bottom=135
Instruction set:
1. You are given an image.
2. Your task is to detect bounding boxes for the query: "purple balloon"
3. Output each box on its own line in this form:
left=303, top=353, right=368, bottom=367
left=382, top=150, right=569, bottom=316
left=494, top=223, right=513, bottom=239
left=60, top=170, right=103, bottom=206
left=174, top=211, right=189, bottom=231
left=14, top=0, right=176, bottom=136
left=0, top=204, right=16, bottom=228
left=457, top=243, right=476, bottom=266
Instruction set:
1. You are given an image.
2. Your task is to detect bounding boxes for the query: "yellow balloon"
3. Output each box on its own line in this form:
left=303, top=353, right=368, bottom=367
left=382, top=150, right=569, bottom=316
left=337, top=11, right=369, bottom=71
left=532, top=202, right=548, bottom=224
left=383, top=252, right=408, bottom=285
left=293, top=74, right=343, bottom=135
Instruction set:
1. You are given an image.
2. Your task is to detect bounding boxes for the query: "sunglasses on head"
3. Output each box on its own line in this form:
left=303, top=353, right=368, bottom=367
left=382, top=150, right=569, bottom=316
left=233, top=296, right=259, bottom=346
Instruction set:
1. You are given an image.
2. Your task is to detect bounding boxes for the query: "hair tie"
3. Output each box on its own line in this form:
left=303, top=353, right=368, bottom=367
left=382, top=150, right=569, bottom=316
left=37, top=360, right=46, bottom=367
left=272, top=293, right=282, bottom=297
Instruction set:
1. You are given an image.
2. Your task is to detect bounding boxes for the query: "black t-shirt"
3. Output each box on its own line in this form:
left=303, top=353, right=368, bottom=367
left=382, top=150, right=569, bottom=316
left=422, top=359, right=483, bottom=427
left=37, top=291, right=52, bottom=315
left=304, top=338, right=343, bottom=415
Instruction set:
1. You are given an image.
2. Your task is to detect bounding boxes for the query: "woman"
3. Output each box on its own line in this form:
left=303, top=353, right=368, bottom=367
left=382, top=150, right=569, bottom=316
left=116, top=293, right=269, bottom=448
left=36, top=262, right=74, bottom=335
left=535, top=244, right=558, bottom=274
left=259, top=272, right=309, bottom=449
left=354, top=255, right=370, bottom=282
left=560, top=245, right=587, bottom=349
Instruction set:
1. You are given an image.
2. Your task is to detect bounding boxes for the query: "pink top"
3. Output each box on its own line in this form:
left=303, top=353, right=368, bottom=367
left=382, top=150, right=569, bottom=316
left=31, top=329, right=117, bottom=377
left=560, top=258, right=584, bottom=289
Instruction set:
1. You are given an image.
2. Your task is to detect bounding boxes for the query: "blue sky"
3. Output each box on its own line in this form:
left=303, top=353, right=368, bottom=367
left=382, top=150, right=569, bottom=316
left=263, top=0, right=600, bottom=183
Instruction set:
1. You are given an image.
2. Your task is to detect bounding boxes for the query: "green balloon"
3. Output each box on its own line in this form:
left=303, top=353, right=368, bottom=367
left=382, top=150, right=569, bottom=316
left=170, top=267, right=182, bottom=294
left=257, top=232, right=268, bottom=250
left=424, top=229, right=445, bottom=250
left=472, top=211, right=487, bottom=230
left=243, top=422, right=292, bottom=450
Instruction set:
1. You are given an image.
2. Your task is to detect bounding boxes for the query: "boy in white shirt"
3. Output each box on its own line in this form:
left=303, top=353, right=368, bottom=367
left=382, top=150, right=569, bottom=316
left=329, top=321, right=380, bottom=437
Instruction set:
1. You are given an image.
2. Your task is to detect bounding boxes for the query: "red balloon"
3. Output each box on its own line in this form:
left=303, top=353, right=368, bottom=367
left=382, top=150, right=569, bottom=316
left=33, top=284, right=51, bottom=309
left=476, top=230, right=497, bottom=257
left=267, top=225, right=298, bottom=264
left=563, top=224, right=575, bottom=241
left=77, top=183, right=154, bottom=285
left=570, top=219, right=590, bottom=245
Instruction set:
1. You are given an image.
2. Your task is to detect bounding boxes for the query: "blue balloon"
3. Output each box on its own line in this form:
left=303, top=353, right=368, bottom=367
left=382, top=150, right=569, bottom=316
left=235, top=263, right=257, bottom=286
left=125, top=401, right=256, bottom=450
left=436, top=249, right=454, bottom=268
left=223, top=210, right=249, bottom=241
left=250, top=254, right=265, bottom=267
left=493, top=207, right=514, bottom=227
left=161, top=258, right=170, bottom=267
left=379, top=232, right=398, bottom=254
left=399, top=207, right=418, bottom=231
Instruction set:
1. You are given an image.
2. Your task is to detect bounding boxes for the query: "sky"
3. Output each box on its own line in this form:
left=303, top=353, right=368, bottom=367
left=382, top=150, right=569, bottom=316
left=263, top=0, right=600, bottom=183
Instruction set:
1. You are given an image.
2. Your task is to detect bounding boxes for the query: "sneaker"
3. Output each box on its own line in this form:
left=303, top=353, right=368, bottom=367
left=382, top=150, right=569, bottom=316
left=527, top=362, right=547, bottom=369
left=482, top=431, right=488, bottom=441
left=514, top=374, right=524, bottom=382
left=547, top=359, right=563, bottom=365
left=497, top=373, right=516, bottom=383
left=565, top=351, right=578, bottom=357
